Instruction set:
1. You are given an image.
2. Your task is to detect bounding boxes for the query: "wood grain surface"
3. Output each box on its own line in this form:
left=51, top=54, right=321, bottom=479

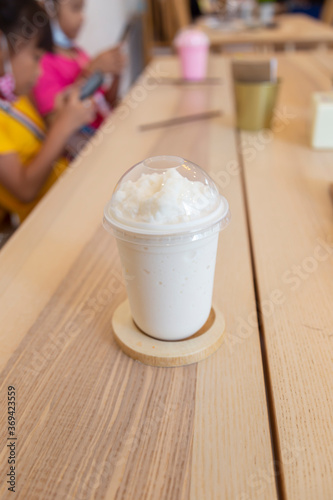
left=240, top=52, right=333, bottom=499
left=0, top=57, right=276, bottom=499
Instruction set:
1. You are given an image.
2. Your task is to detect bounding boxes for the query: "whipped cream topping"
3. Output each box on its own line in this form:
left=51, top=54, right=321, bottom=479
left=111, top=168, right=219, bottom=225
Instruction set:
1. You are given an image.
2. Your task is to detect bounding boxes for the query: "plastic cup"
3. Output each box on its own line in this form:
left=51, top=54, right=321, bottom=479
left=103, top=156, right=230, bottom=341
left=234, top=80, right=280, bottom=131
left=174, top=29, right=210, bottom=81
left=259, top=3, right=276, bottom=25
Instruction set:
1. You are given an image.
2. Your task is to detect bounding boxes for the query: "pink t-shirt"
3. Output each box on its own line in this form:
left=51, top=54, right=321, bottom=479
left=33, top=49, right=90, bottom=115
left=33, top=49, right=108, bottom=128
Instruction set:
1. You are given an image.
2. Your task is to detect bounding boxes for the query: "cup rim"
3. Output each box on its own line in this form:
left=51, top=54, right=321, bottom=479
left=103, top=196, right=231, bottom=245
left=234, top=77, right=281, bottom=87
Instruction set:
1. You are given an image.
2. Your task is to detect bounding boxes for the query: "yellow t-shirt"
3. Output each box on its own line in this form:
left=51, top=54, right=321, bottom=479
left=0, top=96, right=68, bottom=222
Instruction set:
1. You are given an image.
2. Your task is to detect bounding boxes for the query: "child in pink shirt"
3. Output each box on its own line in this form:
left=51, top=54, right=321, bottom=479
left=33, top=0, right=126, bottom=128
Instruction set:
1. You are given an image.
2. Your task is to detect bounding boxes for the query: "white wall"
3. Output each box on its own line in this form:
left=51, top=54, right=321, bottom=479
left=77, top=0, right=144, bottom=56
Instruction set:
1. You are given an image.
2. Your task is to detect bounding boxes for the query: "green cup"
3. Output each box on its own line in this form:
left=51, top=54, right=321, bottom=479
left=234, top=80, right=280, bottom=131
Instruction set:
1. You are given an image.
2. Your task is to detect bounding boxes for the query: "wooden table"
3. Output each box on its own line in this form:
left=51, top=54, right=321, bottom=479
left=198, top=13, right=333, bottom=51
left=240, top=50, right=333, bottom=500
left=0, top=52, right=332, bottom=499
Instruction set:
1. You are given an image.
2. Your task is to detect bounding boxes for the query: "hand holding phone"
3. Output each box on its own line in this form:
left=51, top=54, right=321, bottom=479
left=80, top=72, right=104, bottom=101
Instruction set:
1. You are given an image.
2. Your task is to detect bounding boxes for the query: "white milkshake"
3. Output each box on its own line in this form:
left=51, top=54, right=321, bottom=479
left=104, top=156, right=230, bottom=341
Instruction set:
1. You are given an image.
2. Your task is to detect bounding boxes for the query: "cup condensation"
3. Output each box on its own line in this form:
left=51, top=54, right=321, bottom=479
left=174, top=29, right=210, bottom=81
left=103, top=156, right=230, bottom=341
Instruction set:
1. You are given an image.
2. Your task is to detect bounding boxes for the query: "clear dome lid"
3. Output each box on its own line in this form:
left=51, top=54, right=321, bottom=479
left=103, top=156, right=230, bottom=244
left=174, top=29, right=210, bottom=48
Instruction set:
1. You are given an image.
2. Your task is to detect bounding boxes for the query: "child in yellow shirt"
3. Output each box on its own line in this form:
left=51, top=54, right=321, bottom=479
left=0, top=0, right=96, bottom=223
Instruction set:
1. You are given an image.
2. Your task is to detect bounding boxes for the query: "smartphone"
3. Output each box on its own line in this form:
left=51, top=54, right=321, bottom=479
left=80, top=71, right=104, bottom=101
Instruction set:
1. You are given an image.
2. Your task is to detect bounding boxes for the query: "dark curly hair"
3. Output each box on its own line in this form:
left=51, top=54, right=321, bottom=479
left=0, top=0, right=53, bottom=53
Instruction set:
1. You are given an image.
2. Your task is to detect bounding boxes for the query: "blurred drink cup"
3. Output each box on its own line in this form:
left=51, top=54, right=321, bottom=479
left=175, top=29, right=210, bottom=81
left=234, top=80, right=280, bottom=131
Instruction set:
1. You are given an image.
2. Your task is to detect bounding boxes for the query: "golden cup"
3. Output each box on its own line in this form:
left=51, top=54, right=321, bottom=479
left=234, top=80, right=280, bottom=131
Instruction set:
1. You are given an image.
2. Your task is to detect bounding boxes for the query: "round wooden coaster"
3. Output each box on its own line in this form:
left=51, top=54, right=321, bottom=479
left=111, top=300, right=226, bottom=367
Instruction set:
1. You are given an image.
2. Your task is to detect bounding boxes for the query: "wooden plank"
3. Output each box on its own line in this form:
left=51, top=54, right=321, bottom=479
left=240, top=52, right=333, bottom=499
left=198, top=14, right=333, bottom=50
left=0, top=56, right=277, bottom=499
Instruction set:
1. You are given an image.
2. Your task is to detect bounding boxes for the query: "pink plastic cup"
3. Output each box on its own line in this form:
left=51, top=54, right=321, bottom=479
left=175, top=29, right=210, bottom=81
